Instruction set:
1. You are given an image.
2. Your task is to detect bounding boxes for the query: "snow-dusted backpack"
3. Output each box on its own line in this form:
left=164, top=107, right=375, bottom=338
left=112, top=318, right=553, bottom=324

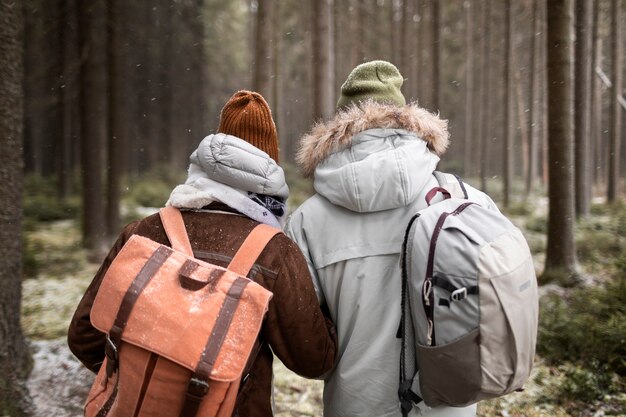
left=85, top=207, right=277, bottom=417
left=398, top=172, right=538, bottom=414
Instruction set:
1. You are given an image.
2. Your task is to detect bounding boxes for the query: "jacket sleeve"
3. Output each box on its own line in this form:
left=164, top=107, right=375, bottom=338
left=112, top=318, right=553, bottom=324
left=260, top=234, right=337, bottom=379
left=284, top=212, right=326, bottom=306
left=67, top=221, right=139, bottom=373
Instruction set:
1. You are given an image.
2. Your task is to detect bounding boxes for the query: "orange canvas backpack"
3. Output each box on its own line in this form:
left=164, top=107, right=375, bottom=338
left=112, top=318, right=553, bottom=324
left=84, top=206, right=278, bottom=417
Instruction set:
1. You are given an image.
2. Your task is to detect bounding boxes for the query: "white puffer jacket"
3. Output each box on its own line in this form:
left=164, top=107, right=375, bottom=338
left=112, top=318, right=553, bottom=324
left=286, top=101, right=497, bottom=417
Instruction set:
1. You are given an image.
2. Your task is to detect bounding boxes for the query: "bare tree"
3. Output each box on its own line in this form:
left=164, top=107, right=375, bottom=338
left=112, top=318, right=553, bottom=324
left=312, top=0, right=335, bottom=120
left=106, top=0, right=123, bottom=237
left=574, top=0, right=594, bottom=217
left=253, top=0, right=274, bottom=104
left=59, top=0, right=79, bottom=201
left=480, top=0, right=492, bottom=191
left=431, top=0, right=441, bottom=111
left=464, top=0, right=474, bottom=177
left=590, top=0, right=602, bottom=186
left=77, top=0, right=108, bottom=253
left=525, top=0, right=540, bottom=197
left=545, top=0, right=579, bottom=282
left=607, top=0, right=623, bottom=202
left=350, top=0, right=365, bottom=68
left=0, top=2, right=32, bottom=415
left=503, top=0, right=513, bottom=208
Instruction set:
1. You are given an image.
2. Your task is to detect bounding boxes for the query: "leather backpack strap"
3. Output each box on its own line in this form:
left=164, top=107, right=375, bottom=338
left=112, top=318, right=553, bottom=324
left=159, top=206, right=194, bottom=256
left=179, top=224, right=280, bottom=417
left=227, top=224, right=282, bottom=276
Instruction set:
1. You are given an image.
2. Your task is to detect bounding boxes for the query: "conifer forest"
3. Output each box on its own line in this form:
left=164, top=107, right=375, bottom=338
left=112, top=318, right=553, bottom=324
left=0, top=0, right=625, bottom=416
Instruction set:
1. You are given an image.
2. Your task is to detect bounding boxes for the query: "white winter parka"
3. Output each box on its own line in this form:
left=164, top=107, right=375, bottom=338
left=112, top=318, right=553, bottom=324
left=286, top=101, right=497, bottom=417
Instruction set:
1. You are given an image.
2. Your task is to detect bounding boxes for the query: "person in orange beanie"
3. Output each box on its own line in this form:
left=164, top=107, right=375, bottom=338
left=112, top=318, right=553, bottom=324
left=68, top=90, right=337, bottom=417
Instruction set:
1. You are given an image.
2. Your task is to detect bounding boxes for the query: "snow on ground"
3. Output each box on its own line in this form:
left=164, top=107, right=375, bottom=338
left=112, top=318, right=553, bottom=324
left=25, top=338, right=323, bottom=417
left=27, top=339, right=93, bottom=417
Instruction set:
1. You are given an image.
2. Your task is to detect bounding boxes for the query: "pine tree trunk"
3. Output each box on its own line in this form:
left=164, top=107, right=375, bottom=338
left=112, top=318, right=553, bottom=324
left=254, top=0, right=274, bottom=103
left=503, top=0, right=513, bottom=208
left=526, top=0, right=540, bottom=197
left=607, top=0, right=623, bottom=202
left=574, top=0, right=593, bottom=217
left=431, top=0, right=440, bottom=111
left=480, top=0, right=492, bottom=191
left=59, top=0, right=79, bottom=200
left=590, top=0, right=602, bottom=186
left=107, top=0, right=122, bottom=238
left=78, top=0, right=108, bottom=253
left=544, top=0, right=579, bottom=283
left=472, top=0, right=485, bottom=179
left=0, top=2, right=33, bottom=415
left=464, top=1, right=474, bottom=177
left=312, top=0, right=334, bottom=120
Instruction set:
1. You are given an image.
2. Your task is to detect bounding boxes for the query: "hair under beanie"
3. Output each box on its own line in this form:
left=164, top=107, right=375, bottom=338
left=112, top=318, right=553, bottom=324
left=218, top=90, right=280, bottom=162
left=336, top=60, right=406, bottom=110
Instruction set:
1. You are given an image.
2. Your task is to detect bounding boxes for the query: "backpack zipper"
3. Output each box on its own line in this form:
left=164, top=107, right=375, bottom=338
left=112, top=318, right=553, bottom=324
left=424, top=203, right=475, bottom=346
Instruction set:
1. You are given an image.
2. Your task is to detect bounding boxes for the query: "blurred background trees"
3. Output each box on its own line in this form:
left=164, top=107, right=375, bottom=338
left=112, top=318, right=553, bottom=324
left=5, top=0, right=626, bottom=414
left=16, top=0, right=626, bottom=275
left=21, top=0, right=625, bottom=226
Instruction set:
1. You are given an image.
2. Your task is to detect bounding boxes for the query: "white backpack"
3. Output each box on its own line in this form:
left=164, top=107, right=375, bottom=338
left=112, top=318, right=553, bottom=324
left=398, top=172, right=538, bottom=414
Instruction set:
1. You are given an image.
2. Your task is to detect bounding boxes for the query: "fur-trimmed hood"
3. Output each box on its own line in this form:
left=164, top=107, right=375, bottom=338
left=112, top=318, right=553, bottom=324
left=297, top=100, right=450, bottom=178
left=294, top=100, right=449, bottom=213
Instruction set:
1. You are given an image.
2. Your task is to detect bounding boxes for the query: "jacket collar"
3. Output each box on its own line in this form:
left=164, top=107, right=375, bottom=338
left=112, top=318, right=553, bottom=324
left=296, top=100, right=449, bottom=178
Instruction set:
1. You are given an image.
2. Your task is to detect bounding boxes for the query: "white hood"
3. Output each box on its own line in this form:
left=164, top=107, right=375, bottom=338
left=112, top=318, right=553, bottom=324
left=167, top=133, right=289, bottom=227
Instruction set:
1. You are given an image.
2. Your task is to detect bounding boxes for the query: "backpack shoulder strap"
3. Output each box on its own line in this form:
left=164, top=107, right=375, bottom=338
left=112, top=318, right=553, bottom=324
left=159, top=206, right=194, bottom=256
left=433, top=171, right=468, bottom=200
left=228, top=224, right=282, bottom=276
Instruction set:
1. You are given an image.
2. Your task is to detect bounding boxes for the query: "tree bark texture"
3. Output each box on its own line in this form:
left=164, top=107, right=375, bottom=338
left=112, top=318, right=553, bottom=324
left=503, top=0, right=513, bottom=208
left=78, top=0, right=108, bottom=252
left=253, top=0, right=274, bottom=105
left=430, top=0, right=440, bottom=111
left=107, top=0, right=123, bottom=238
left=526, top=0, right=540, bottom=197
left=607, top=0, right=623, bottom=202
left=0, top=2, right=33, bottom=415
left=480, top=0, right=492, bottom=191
left=312, top=0, right=335, bottom=120
left=574, top=0, right=593, bottom=217
left=59, top=0, right=79, bottom=200
left=545, top=0, right=579, bottom=279
left=464, top=0, right=474, bottom=177
left=590, top=0, right=602, bottom=186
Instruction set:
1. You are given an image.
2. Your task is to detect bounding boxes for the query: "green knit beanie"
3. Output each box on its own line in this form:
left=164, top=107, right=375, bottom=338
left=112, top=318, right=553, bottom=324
left=336, top=60, right=406, bottom=110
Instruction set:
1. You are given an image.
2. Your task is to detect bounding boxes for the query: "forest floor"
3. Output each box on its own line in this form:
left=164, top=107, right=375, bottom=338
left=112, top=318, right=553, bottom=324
left=21, top=216, right=625, bottom=417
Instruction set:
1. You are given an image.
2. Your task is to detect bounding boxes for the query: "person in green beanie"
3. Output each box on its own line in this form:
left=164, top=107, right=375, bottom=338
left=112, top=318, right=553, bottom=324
left=286, top=60, right=498, bottom=417
left=336, top=60, right=406, bottom=109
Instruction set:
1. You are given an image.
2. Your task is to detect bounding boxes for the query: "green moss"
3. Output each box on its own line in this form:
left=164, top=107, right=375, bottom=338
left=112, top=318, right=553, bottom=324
left=538, top=278, right=626, bottom=376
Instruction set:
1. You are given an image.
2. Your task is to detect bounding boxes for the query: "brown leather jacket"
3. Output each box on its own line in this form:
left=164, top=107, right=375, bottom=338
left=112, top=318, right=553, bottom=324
left=68, top=206, right=337, bottom=417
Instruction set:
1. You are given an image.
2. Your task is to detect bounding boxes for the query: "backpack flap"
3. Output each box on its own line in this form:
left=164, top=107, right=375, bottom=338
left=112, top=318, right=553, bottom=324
left=90, top=234, right=273, bottom=382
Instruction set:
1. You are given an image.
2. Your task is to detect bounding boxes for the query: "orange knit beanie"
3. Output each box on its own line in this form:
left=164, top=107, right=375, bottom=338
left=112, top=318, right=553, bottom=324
left=217, top=90, right=279, bottom=162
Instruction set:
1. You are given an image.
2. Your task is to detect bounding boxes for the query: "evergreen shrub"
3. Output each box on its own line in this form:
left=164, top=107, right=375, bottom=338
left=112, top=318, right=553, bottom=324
left=538, top=277, right=626, bottom=377
left=24, top=175, right=80, bottom=222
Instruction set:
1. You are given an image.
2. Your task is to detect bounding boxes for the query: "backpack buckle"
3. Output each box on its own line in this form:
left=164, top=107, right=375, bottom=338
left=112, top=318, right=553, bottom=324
left=189, top=378, right=210, bottom=397
left=451, top=287, right=467, bottom=302
left=105, top=335, right=119, bottom=378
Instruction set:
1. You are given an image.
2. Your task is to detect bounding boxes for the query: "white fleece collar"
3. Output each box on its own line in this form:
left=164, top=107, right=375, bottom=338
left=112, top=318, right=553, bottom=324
left=167, top=176, right=284, bottom=228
